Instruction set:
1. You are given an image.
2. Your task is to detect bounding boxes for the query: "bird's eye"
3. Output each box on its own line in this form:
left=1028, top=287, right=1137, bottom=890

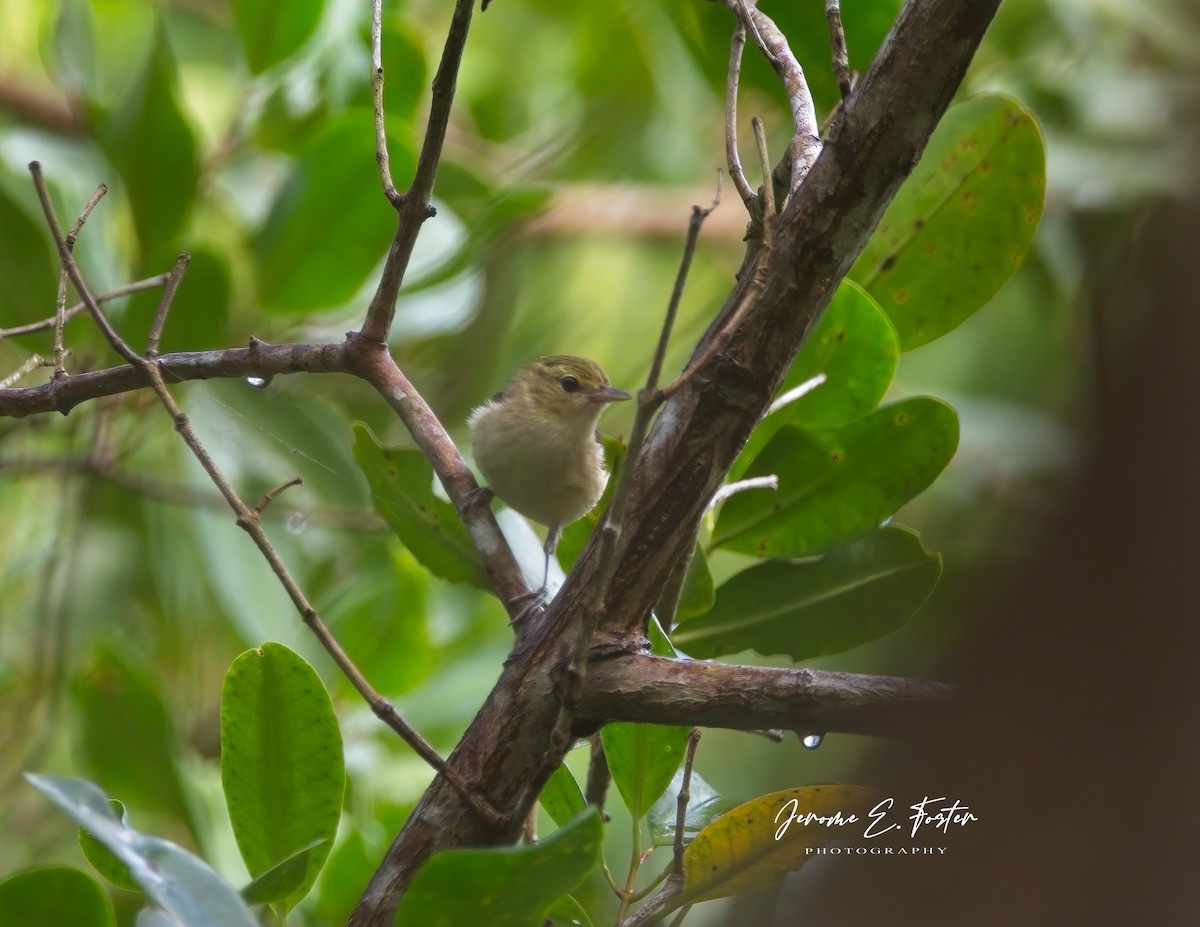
left=559, top=375, right=580, bottom=393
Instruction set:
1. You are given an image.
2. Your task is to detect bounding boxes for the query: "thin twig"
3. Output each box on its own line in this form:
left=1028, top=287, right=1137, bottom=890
left=725, top=21, right=755, bottom=207
left=584, top=733, right=611, bottom=817
left=826, top=0, right=852, bottom=101
left=52, top=183, right=107, bottom=377
left=672, top=729, right=702, bottom=878
left=706, top=475, right=777, bottom=512
left=146, top=254, right=191, bottom=357
left=751, top=115, right=775, bottom=230
left=0, top=276, right=173, bottom=343
left=27, top=161, right=505, bottom=829
left=360, top=0, right=475, bottom=343
left=0, top=353, right=50, bottom=389
left=370, top=0, right=402, bottom=206
left=254, top=477, right=303, bottom=514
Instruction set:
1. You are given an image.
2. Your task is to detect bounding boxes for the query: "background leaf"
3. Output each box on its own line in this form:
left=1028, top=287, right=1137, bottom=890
left=233, top=0, right=327, bottom=74
left=0, top=866, right=115, bottom=927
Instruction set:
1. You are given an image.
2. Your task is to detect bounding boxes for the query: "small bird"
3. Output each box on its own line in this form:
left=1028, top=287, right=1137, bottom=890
left=468, top=355, right=631, bottom=603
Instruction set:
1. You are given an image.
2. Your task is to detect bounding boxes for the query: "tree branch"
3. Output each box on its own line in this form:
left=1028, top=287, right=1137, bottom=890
left=577, top=655, right=953, bottom=737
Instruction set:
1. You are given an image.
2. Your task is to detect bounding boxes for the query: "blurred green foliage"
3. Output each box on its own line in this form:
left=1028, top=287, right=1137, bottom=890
left=0, top=0, right=1193, bottom=924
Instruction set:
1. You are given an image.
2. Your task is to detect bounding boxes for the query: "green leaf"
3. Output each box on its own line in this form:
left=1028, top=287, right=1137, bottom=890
left=70, top=647, right=192, bottom=828
left=647, top=768, right=736, bottom=848
left=780, top=280, right=898, bottom=427
left=600, top=723, right=691, bottom=822
left=220, top=643, right=344, bottom=912
left=675, top=543, right=715, bottom=622
left=546, top=894, right=594, bottom=927
left=95, top=29, right=198, bottom=247
left=79, top=800, right=143, bottom=893
left=256, top=112, right=414, bottom=313
left=351, top=423, right=490, bottom=589
left=669, top=785, right=880, bottom=910
left=0, top=183, right=56, bottom=331
left=539, top=762, right=587, bottom=830
left=240, top=839, right=329, bottom=906
left=673, top=526, right=942, bottom=661
left=851, top=94, right=1046, bottom=350
left=713, top=397, right=959, bottom=558
left=24, top=775, right=258, bottom=927
left=233, top=0, right=327, bottom=74
left=0, top=866, right=115, bottom=927
left=394, top=809, right=603, bottom=927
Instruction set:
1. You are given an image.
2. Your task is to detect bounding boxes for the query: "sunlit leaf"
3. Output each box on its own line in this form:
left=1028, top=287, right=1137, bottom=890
left=669, top=785, right=880, bottom=909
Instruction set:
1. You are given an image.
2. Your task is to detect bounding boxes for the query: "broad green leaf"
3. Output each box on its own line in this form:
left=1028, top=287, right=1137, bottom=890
left=221, top=643, right=344, bottom=912
left=539, top=762, right=587, bottom=829
left=256, top=112, right=414, bottom=313
left=79, top=800, right=142, bottom=893
left=240, top=839, right=329, bottom=906
left=647, top=768, right=736, bottom=848
left=233, top=0, right=326, bottom=74
left=94, top=31, right=198, bottom=247
left=669, top=785, right=879, bottom=909
left=0, top=183, right=56, bottom=330
left=24, top=775, right=257, bottom=927
left=673, top=526, right=942, bottom=661
left=600, top=723, right=690, bottom=821
left=394, top=809, right=603, bottom=927
left=780, top=281, right=898, bottom=427
left=70, top=647, right=193, bottom=829
left=713, top=398, right=959, bottom=558
left=675, top=543, right=714, bottom=622
left=351, top=423, right=489, bottom=589
left=851, top=94, right=1046, bottom=350
left=0, top=866, right=114, bottom=927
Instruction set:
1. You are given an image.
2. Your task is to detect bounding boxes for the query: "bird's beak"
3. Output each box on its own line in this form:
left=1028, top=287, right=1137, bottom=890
left=589, top=385, right=632, bottom=404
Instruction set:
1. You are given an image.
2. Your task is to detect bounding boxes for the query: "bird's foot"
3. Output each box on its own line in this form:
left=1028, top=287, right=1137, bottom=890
left=458, top=485, right=494, bottom=516
left=508, top=584, right=549, bottom=626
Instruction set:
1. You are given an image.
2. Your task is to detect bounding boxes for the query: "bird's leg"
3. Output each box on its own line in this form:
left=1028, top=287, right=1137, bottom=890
left=457, top=485, right=494, bottom=516
left=508, top=524, right=561, bottom=625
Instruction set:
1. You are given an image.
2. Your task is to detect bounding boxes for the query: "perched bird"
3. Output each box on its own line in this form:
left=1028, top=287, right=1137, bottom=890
left=468, top=355, right=631, bottom=602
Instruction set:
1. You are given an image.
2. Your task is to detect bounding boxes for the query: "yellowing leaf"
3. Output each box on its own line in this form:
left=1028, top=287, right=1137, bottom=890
left=674, top=785, right=878, bottom=908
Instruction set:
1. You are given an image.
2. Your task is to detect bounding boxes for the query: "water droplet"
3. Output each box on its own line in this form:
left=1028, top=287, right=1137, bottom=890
left=246, top=375, right=272, bottom=389
left=284, top=511, right=307, bottom=535
left=802, top=733, right=824, bottom=750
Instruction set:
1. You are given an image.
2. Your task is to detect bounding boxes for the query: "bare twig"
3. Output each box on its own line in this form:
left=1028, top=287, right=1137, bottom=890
left=0, top=276, right=173, bottom=343
left=826, top=0, right=852, bottom=101
left=146, top=254, right=191, bottom=357
left=360, top=0, right=475, bottom=343
left=254, top=477, right=303, bottom=514
left=751, top=115, right=775, bottom=230
left=370, top=0, right=402, bottom=207
left=721, top=0, right=821, bottom=196
left=585, top=733, right=611, bottom=816
left=0, top=354, right=51, bottom=389
left=28, top=161, right=505, bottom=829
left=725, top=21, right=755, bottom=207
left=673, top=729, right=701, bottom=876
left=53, top=184, right=107, bottom=376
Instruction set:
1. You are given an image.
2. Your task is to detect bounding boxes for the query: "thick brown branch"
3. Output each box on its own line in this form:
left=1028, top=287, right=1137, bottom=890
left=577, top=655, right=953, bottom=737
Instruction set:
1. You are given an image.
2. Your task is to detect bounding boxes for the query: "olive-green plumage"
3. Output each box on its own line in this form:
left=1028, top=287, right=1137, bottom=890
left=468, top=355, right=630, bottom=593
